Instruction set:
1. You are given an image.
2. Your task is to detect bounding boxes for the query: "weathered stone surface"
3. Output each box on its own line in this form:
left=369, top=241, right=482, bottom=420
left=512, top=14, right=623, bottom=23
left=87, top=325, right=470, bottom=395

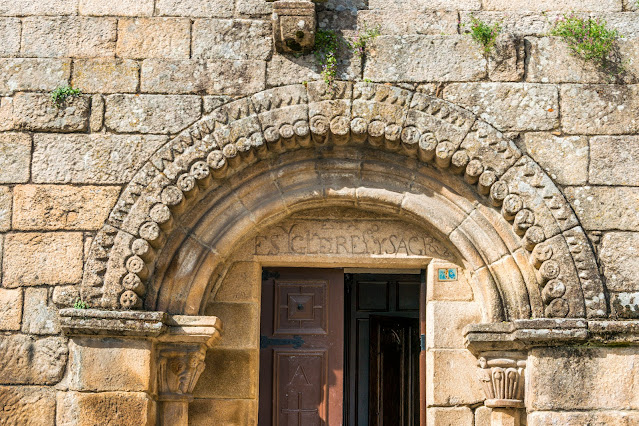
left=427, top=302, right=481, bottom=349
left=105, top=94, right=201, bottom=134
left=355, top=10, right=458, bottom=35
left=427, top=349, right=484, bottom=406
left=21, top=17, right=117, bottom=58
left=203, top=95, right=232, bottom=114
left=368, top=0, right=480, bottom=9
left=0, top=19, right=24, bottom=57
left=0, top=0, right=77, bottom=16
left=610, top=291, right=639, bottom=318
left=487, top=32, right=524, bottom=82
left=116, top=18, right=190, bottom=59
left=522, top=133, right=588, bottom=185
left=32, top=133, right=166, bottom=184
left=529, top=347, right=639, bottom=410
left=52, top=285, right=81, bottom=307
left=0, top=335, right=68, bottom=384
left=10, top=93, right=90, bottom=132
left=72, top=59, right=139, bottom=93
left=0, top=187, right=10, bottom=232
left=237, top=0, right=271, bottom=16
left=0, top=288, right=22, bottom=330
left=12, top=185, right=120, bottom=230
left=561, top=84, right=639, bottom=134
left=266, top=51, right=359, bottom=86
left=529, top=411, right=639, bottom=426
left=89, top=94, right=104, bottom=131
left=79, top=0, right=154, bottom=16
left=141, top=59, right=266, bottom=95
left=590, top=136, right=639, bottom=185
left=0, top=59, right=71, bottom=96
left=65, top=338, right=152, bottom=391
left=483, top=0, right=621, bottom=11
left=460, top=11, right=562, bottom=36
left=3, top=232, right=83, bottom=287
left=427, top=407, right=474, bottom=425
left=475, top=406, right=491, bottom=426
left=22, top=287, right=60, bottom=335
left=157, top=0, right=234, bottom=17
left=203, top=302, right=258, bottom=349
left=0, top=133, right=30, bottom=184
left=214, top=262, right=261, bottom=303
left=600, top=232, right=639, bottom=292
left=444, top=83, right=559, bottom=131
left=0, top=386, right=55, bottom=425
left=189, top=399, right=257, bottom=426
left=564, top=186, right=639, bottom=231
left=192, top=19, right=272, bottom=60
left=364, top=36, right=487, bottom=82
left=193, top=349, right=258, bottom=398
left=56, top=391, right=156, bottom=426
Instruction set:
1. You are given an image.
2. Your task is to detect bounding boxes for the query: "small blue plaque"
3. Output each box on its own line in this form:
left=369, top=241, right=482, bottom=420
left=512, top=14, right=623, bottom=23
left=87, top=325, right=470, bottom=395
left=438, top=268, right=458, bottom=282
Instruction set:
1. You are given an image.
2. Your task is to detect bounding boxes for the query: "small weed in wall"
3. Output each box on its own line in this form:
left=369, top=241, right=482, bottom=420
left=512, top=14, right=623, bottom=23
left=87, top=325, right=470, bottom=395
left=314, top=29, right=340, bottom=90
left=73, top=299, right=89, bottom=309
left=348, top=24, right=381, bottom=58
left=551, top=14, right=623, bottom=75
left=51, top=85, right=82, bottom=107
left=466, top=16, right=502, bottom=56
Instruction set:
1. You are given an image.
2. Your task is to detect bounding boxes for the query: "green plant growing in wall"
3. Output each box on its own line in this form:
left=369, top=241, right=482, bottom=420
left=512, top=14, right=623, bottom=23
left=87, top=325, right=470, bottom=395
left=51, top=85, right=82, bottom=107
left=551, top=14, right=623, bottom=75
left=314, top=29, right=341, bottom=89
left=73, top=299, right=89, bottom=309
left=348, top=24, right=381, bottom=58
left=467, top=16, right=502, bottom=55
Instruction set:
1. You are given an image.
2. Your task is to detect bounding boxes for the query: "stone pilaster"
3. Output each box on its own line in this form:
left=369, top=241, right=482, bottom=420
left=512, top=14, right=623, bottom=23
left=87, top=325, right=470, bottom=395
left=476, top=353, right=526, bottom=426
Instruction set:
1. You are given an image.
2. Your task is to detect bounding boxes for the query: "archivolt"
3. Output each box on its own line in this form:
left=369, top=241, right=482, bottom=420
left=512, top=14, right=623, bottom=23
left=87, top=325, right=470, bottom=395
left=82, top=81, right=606, bottom=320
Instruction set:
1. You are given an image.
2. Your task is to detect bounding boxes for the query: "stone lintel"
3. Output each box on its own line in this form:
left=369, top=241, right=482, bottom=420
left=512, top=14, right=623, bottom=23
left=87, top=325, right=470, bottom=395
left=465, top=319, right=639, bottom=355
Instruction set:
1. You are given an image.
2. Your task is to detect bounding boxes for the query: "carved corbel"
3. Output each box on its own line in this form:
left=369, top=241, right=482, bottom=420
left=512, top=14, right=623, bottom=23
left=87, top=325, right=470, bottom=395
left=269, top=0, right=324, bottom=54
left=157, top=345, right=206, bottom=400
left=477, top=353, right=526, bottom=426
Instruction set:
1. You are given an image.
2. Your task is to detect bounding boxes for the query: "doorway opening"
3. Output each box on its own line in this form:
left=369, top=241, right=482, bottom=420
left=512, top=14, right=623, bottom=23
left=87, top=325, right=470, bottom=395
left=258, top=268, right=425, bottom=426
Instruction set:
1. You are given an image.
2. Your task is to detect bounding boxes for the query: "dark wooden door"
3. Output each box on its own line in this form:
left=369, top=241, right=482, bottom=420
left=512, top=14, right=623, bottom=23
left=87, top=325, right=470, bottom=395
left=369, top=316, right=420, bottom=426
left=259, top=268, right=344, bottom=426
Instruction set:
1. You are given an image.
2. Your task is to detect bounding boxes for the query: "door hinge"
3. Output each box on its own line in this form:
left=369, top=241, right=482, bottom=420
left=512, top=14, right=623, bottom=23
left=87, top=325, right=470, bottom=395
left=260, top=335, right=304, bottom=349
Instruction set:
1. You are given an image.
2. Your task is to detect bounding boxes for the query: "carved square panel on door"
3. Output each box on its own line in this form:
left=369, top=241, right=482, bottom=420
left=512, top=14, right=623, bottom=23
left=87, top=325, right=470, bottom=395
left=274, top=280, right=328, bottom=335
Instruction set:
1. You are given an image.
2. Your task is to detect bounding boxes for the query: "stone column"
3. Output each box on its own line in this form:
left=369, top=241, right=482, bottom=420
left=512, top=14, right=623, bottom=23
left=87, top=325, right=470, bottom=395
left=477, top=354, right=526, bottom=426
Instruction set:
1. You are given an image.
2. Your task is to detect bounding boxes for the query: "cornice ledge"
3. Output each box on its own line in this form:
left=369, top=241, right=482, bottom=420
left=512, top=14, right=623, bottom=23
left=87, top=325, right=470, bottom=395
left=464, top=319, right=639, bottom=356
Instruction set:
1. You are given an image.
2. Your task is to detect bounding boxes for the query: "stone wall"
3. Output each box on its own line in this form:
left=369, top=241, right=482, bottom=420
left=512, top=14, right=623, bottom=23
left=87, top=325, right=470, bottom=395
left=1, top=0, right=639, bottom=424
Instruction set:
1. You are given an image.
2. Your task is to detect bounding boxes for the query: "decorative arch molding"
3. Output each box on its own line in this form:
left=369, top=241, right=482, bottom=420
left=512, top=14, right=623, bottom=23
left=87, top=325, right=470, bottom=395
left=81, top=81, right=606, bottom=320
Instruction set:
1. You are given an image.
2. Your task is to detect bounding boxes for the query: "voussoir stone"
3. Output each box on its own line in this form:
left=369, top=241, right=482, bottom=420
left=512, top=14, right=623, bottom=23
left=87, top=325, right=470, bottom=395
left=141, top=59, right=266, bottom=95
left=105, top=94, right=201, bottom=134
left=561, top=84, right=639, bottom=134
left=0, top=133, right=30, bottom=184
left=156, top=0, right=234, bottom=17
left=364, top=35, right=487, bottom=82
left=0, top=335, right=68, bottom=384
left=32, top=133, right=167, bottom=184
left=564, top=186, right=639, bottom=231
left=79, top=0, right=154, bottom=16
left=116, top=18, right=190, bottom=60
left=444, top=83, right=559, bottom=131
left=590, top=136, right=639, bottom=185
left=10, top=93, right=90, bottom=132
left=21, top=17, right=117, bottom=58
left=72, top=59, right=139, bottom=94
left=600, top=232, right=639, bottom=292
left=0, top=386, right=55, bottom=425
left=12, top=185, right=120, bottom=231
left=3, top=232, right=83, bottom=287
left=56, top=391, right=156, bottom=426
left=192, top=19, right=272, bottom=61
left=0, top=59, right=71, bottom=96
left=522, top=133, right=588, bottom=185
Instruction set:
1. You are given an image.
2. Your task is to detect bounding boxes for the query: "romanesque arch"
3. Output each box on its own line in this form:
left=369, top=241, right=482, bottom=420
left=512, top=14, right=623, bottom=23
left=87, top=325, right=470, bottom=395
left=81, top=81, right=606, bottom=321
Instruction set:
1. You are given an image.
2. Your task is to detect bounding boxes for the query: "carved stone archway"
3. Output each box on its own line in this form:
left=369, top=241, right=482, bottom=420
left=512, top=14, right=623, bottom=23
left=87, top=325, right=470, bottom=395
left=81, top=81, right=606, bottom=321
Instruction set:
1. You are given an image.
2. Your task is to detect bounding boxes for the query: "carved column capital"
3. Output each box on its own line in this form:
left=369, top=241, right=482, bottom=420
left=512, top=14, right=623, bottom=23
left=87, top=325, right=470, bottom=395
left=157, top=344, right=207, bottom=402
left=477, top=353, right=526, bottom=409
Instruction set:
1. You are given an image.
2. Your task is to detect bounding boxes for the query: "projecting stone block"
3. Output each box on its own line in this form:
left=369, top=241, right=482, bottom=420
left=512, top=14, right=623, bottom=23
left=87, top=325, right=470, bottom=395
left=0, top=58, right=71, bottom=96
left=116, top=18, right=190, bottom=59
left=192, top=19, right=272, bottom=61
left=0, top=288, right=22, bottom=331
left=561, top=84, right=639, bottom=134
left=56, top=391, right=156, bottom=426
left=529, top=347, right=639, bottom=410
left=564, top=186, right=639, bottom=231
left=590, top=136, right=639, bottom=185
left=189, top=399, right=257, bottom=425
left=105, top=94, right=201, bottom=134
left=10, top=93, right=90, bottom=132
left=600, top=232, right=639, bottom=292
left=141, top=59, right=266, bottom=95
left=0, top=19, right=22, bottom=56
left=32, top=133, right=167, bottom=184
left=79, top=0, right=154, bottom=16
left=364, top=35, right=487, bottom=82
left=522, top=133, right=588, bottom=185
left=66, top=338, right=152, bottom=392
left=482, top=0, right=621, bottom=11
left=156, top=0, right=234, bottom=17
left=0, top=386, right=56, bottom=425
left=444, top=83, right=558, bottom=131
left=12, top=185, right=120, bottom=230
left=72, top=59, right=139, bottom=93
left=0, top=133, right=30, bottom=184
left=0, top=335, right=68, bottom=384
left=3, top=232, right=83, bottom=287
left=426, top=349, right=484, bottom=406
left=21, top=17, right=117, bottom=58
left=529, top=411, right=639, bottom=426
